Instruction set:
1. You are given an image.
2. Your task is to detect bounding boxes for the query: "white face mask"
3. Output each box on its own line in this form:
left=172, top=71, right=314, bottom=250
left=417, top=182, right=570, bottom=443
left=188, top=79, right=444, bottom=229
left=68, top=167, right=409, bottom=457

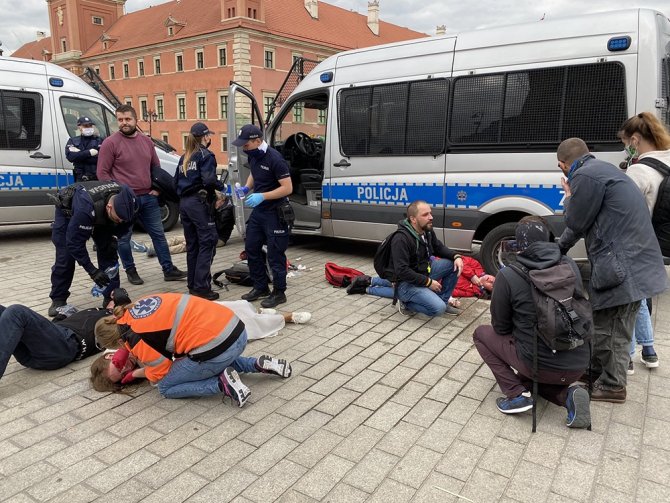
left=82, top=127, right=95, bottom=137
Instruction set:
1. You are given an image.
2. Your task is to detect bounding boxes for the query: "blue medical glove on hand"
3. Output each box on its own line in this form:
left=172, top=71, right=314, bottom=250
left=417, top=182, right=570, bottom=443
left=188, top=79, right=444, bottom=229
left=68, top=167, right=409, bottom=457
left=244, top=193, right=265, bottom=208
left=235, top=185, right=250, bottom=199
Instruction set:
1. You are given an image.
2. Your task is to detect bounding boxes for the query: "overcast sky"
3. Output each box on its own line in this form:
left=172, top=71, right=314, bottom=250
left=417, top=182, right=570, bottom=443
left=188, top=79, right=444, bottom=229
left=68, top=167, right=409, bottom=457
left=2, top=0, right=669, bottom=54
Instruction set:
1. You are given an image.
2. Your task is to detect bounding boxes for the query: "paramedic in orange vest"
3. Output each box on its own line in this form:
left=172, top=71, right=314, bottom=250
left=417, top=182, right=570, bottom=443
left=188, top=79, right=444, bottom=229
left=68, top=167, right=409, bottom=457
left=99, top=293, right=292, bottom=404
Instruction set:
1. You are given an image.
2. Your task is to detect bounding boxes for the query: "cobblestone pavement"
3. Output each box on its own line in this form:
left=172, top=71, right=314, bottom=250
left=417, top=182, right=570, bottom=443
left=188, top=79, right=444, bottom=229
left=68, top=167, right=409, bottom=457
left=0, top=224, right=669, bottom=503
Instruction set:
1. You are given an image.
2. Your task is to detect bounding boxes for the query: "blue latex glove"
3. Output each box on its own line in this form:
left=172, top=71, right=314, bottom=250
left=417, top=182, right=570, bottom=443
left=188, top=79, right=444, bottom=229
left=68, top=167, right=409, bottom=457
left=244, top=193, right=265, bottom=207
left=235, top=185, right=250, bottom=199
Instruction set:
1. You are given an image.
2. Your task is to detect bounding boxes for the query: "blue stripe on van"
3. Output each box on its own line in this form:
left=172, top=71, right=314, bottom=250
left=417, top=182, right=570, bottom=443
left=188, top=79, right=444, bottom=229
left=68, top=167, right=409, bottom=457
left=324, top=182, right=565, bottom=211
left=0, top=171, right=72, bottom=190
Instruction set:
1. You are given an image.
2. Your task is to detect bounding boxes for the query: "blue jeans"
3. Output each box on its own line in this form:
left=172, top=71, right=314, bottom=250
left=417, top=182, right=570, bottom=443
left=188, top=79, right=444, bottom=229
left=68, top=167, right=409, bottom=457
left=630, top=299, right=654, bottom=356
left=156, top=330, right=259, bottom=399
left=118, top=194, right=173, bottom=273
left=368, top=257, right=459, bottom=316
left=0, top=305, right=78, bottom=379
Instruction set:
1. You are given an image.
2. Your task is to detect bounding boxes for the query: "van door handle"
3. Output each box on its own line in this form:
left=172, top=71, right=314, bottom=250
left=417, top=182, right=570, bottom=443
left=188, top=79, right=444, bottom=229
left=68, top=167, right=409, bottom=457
left=333, top=159, right=351, bottom=167
left=29, top=152, right=52, bottom=159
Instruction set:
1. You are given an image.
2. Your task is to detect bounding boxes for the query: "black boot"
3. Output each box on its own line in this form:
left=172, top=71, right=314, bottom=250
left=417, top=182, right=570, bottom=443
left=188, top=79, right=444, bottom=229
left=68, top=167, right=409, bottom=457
left=261, top=290, right=287, bottom=308
left=346, top=275, right=371, bottom=295
left=242, top=287, right=271, bottom=301
left=126, top=267, right=144, bottom=285
left=189, top=289, right=220, bottom=301
left=48, top=299, right=67, bottom=317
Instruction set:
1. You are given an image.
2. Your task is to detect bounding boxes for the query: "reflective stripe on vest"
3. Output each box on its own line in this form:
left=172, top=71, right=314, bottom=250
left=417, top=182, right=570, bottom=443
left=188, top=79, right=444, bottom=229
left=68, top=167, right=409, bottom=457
left=144, top=355, right=168, bottom=367
left=166, top=294, right=191, bottom=352
left=189, top=315, right=241, bottom=357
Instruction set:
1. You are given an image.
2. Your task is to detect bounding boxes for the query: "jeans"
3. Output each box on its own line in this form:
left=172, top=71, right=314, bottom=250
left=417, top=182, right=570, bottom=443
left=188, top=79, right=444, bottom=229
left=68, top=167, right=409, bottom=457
left=630, top=298, right=654, bottom=356
left=156, top=330, right=258, bottom=399
left=0, top=305, right=78, bottom=379
left=118, top=194, right=173, bottom=273
left=367, top=257, right=459, bottom=316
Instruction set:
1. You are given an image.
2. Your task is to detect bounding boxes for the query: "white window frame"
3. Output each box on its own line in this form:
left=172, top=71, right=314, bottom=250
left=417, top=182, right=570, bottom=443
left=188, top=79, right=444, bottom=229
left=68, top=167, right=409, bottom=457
left=124, top=97, right=132, bottom=107
left=264, top=47, right=275, bottom=69
left=122, top=61, right=129, bottom=79
left=182, top=133, right=189, bottom=150
left=196, top=93, right=207, bottom=120
left=137, top=59, right=144, bottom=77
left=195, top=49, right=204, bottom=70
left=153, top=56, right=161, bottom=75
left=108, top=64, right=115, bottom=80
left=155, top=96, right=164, bottom=120
left=176, top=94, right=186, bottom=120
left=92, top=16, right=103, bottom=25
left=263, top=92, right=276, bottom=121
left=175, top=52, right=184, bottom=72
left=218, top=45, right=227, bottom=66
left=218, top=91, right=228, bottom=120
left=139, top=97, right=148, bottom=119
left=220, top=134, right=228, bottom=152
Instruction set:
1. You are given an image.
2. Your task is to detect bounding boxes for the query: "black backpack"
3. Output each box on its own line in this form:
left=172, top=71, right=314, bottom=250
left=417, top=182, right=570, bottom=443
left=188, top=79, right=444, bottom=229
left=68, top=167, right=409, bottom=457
left=373, top=230, right=400, bottom=280
left=636, top=157, right=670, bottom=257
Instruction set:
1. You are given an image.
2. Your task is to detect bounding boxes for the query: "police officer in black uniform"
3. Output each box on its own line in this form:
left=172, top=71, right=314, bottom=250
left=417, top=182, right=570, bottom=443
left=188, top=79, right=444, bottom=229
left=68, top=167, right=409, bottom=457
left=65, top=117, right=103, bottom=182
left=232, top=124, right=293, bottom=308
left=48, top=181, right=137, bottom=316
left=174, top=122, right=223, bottom=300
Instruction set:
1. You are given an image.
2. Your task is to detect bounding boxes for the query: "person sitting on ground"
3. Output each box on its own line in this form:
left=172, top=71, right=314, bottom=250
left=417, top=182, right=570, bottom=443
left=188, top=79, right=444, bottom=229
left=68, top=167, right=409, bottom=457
left=346, top=200, right=463, bottom=317
left=91, top=292, right=292, bottom=404
left=473, top=216, right=592, bottom=428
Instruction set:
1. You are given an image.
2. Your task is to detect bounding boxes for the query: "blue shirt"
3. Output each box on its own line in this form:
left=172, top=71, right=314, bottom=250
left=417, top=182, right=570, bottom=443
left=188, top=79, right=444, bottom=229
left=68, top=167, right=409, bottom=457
left=249, top=146, right=290, bottom=209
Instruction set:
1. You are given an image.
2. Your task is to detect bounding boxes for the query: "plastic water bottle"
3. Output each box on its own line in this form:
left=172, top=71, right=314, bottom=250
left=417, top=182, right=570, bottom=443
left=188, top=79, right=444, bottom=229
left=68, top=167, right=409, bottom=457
left=91, top=264, right=120, bottom=297
left=235, top=182, right=245, bottom=200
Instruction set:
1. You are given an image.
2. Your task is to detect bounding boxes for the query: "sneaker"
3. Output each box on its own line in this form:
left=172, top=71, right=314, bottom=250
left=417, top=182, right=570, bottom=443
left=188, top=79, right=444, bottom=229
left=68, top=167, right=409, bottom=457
left=590, top=382, right=626, bottom=403
left=130, top=240, right=148, bottom=253
left=566, top=385, right=591, bottom=429
left=261, top=290, right=287, bottom=309
left=242, top=288, right=271, bottom=301
left=496, top=392, right=534, bottom=414
left=47, top=299, right=67, bottom=317
left=641, top=348, right=659, bottom=368
left=291, top=312, right=312, bottom=324
left=255, top=355, right=292, bottom=378
left=259, top=308, right=277, bottom=315
left=397, top=301, right=412, bottom=316
left=126, top=267, right=144, bottom=285
left=346, top=275, right=371, bottom=295
left=146, top=246, right=156, bottom=258
left=444, top=305, right=462, bottom=317
left=188, top=289, right=220, bottom=301
left=164, top=267, right=187, bottom=281
left=627, top=360, right=635, bottom=375
left=218, top=367, right=251, bottom=407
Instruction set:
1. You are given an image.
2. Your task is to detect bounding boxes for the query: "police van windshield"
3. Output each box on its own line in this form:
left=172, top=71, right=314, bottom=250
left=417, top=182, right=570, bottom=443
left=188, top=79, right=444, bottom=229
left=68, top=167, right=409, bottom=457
left=60, top=97, right=113, bottom=139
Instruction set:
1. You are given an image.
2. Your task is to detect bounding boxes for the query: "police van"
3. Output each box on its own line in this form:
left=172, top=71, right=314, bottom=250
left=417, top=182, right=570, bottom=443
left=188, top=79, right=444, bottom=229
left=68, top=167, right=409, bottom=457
left=228, top=8, right=670, bottom=272
left=0, top=57, right=180, bottom=230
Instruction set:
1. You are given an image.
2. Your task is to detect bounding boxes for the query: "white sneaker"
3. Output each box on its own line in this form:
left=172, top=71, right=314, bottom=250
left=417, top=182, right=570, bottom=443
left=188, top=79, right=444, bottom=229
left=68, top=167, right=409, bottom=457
left=259, top=308, right=278, bottom=315
left=291, top=312, right=312, bottom=324
left=256, top=355, right=292, bottom=378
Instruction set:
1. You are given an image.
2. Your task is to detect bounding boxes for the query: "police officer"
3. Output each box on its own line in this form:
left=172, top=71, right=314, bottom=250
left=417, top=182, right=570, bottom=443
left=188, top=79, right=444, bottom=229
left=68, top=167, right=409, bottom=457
left=65, top=117, right=103, bottom=182
left=48, top=181, right=137, bottom=316
left=174, top=122, right=223, bottom=300
left=232, top=124, right=293, bottom=308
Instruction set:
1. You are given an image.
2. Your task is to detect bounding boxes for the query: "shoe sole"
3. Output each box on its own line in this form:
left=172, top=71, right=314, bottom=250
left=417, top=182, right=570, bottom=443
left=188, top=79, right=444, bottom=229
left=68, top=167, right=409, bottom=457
left=642, top=360, right=659, bottom=368
left=261, top=297, right=287, bottom=308
left=496, top=404, right=534, bottom=414
left=164, top=276, right=186, bottom=281
left=590, top=394, right=626, bottom=404
left=257, top=356, right=292, bottom=378
left=567, top=387, right=591, bottom=428
left=242, top=291, right=271, bottom=301
left=222, top=368, right=251, bottom=407
left=127, top=278, right=144, bottom=285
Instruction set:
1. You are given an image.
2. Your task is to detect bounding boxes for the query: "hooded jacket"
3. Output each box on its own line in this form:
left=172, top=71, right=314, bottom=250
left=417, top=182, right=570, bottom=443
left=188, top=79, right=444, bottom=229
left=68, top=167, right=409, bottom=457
left=384, top=219, right=459, bottom=286
left=491, top=241, right=590, bottom=372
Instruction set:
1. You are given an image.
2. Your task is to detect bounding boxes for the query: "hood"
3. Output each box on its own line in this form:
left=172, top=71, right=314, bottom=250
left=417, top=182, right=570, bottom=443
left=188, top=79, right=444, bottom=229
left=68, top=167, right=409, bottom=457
left=397, top=219, right=423, bottom=241
left=516, top=241, right=562, bottom=270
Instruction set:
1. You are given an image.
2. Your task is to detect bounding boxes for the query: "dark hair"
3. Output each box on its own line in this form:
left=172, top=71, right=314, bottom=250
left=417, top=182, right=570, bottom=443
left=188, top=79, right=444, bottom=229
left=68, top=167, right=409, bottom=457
left=618, top=112, right=670, bottom=150
left=115, top=104, right=137, bottom=118
left=407, top=200, right=428, bottom=219
left=557, top=138, right=589, bottom=165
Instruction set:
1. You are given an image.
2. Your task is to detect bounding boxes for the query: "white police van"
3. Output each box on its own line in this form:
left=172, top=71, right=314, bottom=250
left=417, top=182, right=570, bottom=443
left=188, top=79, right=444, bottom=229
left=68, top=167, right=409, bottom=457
left=228, top=8, right=670, bottom=272
left=0, top=57, right=180, bottom=230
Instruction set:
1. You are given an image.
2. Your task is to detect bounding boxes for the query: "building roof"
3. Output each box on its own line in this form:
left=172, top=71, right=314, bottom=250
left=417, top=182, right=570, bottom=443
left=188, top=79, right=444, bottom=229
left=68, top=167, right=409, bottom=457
left=80, top=0, right=425, bottom=58
left=11, top=37, right=53, bottom=60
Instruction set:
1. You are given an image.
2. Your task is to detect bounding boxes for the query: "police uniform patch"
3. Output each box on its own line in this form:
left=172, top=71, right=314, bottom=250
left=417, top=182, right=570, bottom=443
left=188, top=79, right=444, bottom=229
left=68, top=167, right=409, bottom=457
left=129, top=296, right=162, bottom=319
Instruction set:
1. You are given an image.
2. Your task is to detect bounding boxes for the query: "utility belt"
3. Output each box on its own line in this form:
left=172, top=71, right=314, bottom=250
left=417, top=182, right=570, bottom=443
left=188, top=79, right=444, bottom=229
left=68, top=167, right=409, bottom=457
left=276, top=200, right=295, bottom=229
left=177, top=319, right=245, bottom=362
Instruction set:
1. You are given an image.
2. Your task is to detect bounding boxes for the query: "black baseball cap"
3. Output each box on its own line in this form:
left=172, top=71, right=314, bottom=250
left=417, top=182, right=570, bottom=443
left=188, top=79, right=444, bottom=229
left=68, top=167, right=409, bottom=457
left=112, top=186, right=137, bottom=222
left=190, top=122, right=213, bottom=137
left=232, top=124, right=263, bottom=147
left=77, top=116, right=95, bottom=126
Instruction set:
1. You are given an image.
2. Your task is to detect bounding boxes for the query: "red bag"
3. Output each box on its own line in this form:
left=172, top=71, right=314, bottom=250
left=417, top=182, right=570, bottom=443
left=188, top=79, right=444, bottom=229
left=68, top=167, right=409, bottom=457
left=325, top=262, right=365, bottom=288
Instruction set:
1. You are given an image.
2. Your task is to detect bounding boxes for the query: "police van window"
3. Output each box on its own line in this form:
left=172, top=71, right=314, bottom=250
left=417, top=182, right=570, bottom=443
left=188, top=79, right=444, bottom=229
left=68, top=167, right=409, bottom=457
left=449, top=74, right=505, bottom=144
left=338, top=78, right=448, bottom=156
left=0, top=90, right=43, bottom=150
left=59, top=97, right=110, bottom=139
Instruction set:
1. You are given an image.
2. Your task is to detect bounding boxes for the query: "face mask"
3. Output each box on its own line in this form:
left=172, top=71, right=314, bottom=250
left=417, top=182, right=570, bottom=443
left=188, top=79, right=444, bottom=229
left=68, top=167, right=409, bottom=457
left=204, top=139, right=212, bottom=149
left=82, top=127, right=95, bottom=136
left=624, top=144, right=637, bottom=159
left=246, top=148, right=264, bottom=160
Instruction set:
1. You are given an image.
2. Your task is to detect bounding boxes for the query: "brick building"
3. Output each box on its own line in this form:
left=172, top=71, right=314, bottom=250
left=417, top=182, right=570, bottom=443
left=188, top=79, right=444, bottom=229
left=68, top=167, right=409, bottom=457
left=13, top=0, right=425, bottom=158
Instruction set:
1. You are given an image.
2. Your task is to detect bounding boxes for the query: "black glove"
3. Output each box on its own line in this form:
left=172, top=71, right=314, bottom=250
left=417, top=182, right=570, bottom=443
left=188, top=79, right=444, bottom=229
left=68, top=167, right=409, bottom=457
left=90, top=268, right=111, bottom=287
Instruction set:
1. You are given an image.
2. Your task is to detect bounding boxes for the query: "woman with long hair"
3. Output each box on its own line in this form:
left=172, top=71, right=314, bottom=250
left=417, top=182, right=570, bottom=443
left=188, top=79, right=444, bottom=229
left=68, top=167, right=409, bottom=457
left=174, top=122, right=223, bottom=300
left=617, top=111, right=670, bottom=372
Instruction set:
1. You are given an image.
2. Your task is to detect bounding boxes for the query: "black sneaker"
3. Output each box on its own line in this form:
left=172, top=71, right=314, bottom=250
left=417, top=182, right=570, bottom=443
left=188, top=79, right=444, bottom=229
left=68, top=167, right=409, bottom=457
left=47, top=299, right=67, bottom=317
left=189, top=289, right=220, bottom=301
left=255, top=355, right=292, bottom=378
left=241, top=288, right=271, bottom=301
left=346, top=275, right=371, bottom=295
left=218, top=367, right=251, bottom=407
left=261, top=290, right=287, bottom=309
left=627, top=359, right=635, bottom=375
left=641, top=348, right=659, bottom=368
left=164, top=267, right=187, bottom=281
left=126, top=267, right=144, bottom=285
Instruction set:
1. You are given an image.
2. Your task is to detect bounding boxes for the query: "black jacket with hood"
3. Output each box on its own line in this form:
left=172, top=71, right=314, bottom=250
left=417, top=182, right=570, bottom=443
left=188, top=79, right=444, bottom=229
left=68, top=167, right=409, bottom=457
left=490, top=241, right=590, bottom=372
left=385, top=219, right=459, bottom=286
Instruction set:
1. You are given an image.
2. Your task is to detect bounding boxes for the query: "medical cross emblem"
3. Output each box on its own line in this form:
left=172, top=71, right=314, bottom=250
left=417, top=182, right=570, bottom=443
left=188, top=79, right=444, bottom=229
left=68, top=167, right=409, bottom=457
left=130, top=296, right=162, bottom=319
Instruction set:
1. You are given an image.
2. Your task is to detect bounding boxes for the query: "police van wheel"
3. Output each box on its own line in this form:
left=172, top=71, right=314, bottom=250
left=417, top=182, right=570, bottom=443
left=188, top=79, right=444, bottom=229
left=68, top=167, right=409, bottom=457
left=160, top=201, right=179, bottom=231
left=480, top=222, right=518, bottom=275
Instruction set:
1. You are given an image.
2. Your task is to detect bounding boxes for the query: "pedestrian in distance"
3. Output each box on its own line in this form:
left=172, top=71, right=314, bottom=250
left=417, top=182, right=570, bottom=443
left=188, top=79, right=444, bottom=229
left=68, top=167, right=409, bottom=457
left=97, top=104, right=187, bottom=286
left=556, top=138, right=668, bottom=403
left=232, top=124, right=294, bottom=309
left=64, top=116, right=103, bottom=182
left=174, top=122, right=224, bottom=301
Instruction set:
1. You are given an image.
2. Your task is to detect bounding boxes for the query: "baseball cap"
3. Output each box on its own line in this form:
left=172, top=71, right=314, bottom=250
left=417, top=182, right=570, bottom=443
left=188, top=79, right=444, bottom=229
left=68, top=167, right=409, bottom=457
left=190, top=122, right=213, bottom=137
left=232, top=124, right=263, bottom=147
left=112, top=186, right=137, bottom=222
left=77, top=116, right=95, bottom=126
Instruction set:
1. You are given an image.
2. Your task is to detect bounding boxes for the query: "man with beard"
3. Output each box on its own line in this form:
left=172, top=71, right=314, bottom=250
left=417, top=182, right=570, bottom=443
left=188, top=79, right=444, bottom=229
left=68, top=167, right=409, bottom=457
left=97, top=105, right=186, bottom=285
left=347, top=200, right=464, bottom=317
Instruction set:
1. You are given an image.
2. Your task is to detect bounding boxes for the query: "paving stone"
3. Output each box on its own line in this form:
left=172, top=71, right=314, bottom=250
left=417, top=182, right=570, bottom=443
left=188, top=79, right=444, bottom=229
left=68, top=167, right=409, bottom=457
left=592, top=484, right=637, bottom=503
left=636, top=480, right=670, bottom=502
left=461, top=468, right=508, bottom=503
left=235, top=395, right=286, bottom=426
left=367, top=353, right=405, bottom=373
left=336, top=354, right=377, bottom=377
left=380, top=365, right=417, bottom=389
left=390, top=380, right=431, bottom=408
left=523, top=430, right=566, bottom=469
left=323, top=404, right=373, bottom=436
left=605, top=422, right=642, bottom=459
left=42, top=485, right=100, bottom=503
left=308, top=372, right=351, bottom=396
left=417, top=418, right=462, bottom=454
left=411, top=471, right=465, bottom=503
left=367, top=478, right=415, bottom=502
left=643, top=416, right=670, bottom=451
left=343, top=448, right=399, bottom=493
left=457, top=412, right=502, bottom=448
left=187, top=466, right=257, bottom=503
left=332, top=424, right=385, bottom=463
left=93, top=478, right=153, bottom=503
left=242, top=459, right=308, bottom=503
left=191, top=438, right=256, bottom=481
left=139, top=471, right=209, bottom=503
left=144, top=421, right=209, bottom=457
left=12, top=413, right=79, bottom=447
left=478, top=436, right=525, bottom=478
left=47, top=430, right=119, bottom=469
left=551, top=457, right=597, bottom=502
left=282, top=410, right=332, bottom=442
left=425, top=378, right=463, bottom=404
left=403, top=397, right=446, bottom=428
left=597, top=450, right=639, bottom=495
left=300, top=359, right=341, bottom=380
left=388, top=445, right=441, bottom=489
left=401, top=350, right=435, bottom=370
left=446, top=360, right=481, bottom=383
left=458, top=376, right=495, bottom=401
left=87, top=449, right=160, bottom=493
left=323, top=483, right=369, bottom=503
left=353, top=383, right=396, bottom=410
left=439, top=394, right=481, bottom=425
left=646, top=394, right=670, bottom=422
left=234, top=414, right=295, bottom=449
left=0, top=436, right=69, bottom=476
left=276, top=390, right=325, bottom=420
left=504, top=460, right=554, bottom=503
left=293, top=454, right=355, bottom=499
left=289, top=429, right=344, bottom=468
left=26, top=456, right=107, bottom=501
left=133, top=445, right=208, bottom=490
left=434, top=440, right=484, bottom=481
left=639, top=445, right=670, bottom=485
left=271, top=376, right=317, bottom=401
left=564, top=428, right=605, bottom=465
left=342, top=369, right=384, bottom=393
left=95, top=426, right=163, bottom=464
left=610, top=397, right=647, bottom=427
left=413, top=363, right=449, bottom=386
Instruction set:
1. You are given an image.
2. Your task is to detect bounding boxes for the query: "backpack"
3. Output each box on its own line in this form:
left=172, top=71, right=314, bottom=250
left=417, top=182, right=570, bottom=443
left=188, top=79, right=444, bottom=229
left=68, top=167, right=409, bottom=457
left=510, top=260, right=593, bottom=352
left=325, top=262, right=365, bottom=287
left=212, top=254, right=272, bottom=289
left=373, top=230, right=401, bottom=280
left=636, top=157, right=670, bottom=256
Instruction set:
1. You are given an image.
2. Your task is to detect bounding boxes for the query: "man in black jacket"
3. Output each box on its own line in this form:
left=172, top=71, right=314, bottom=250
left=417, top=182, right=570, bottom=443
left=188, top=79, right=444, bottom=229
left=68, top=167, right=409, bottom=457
left=348, top=200, right=463, bottom=316
left=65, top=117, right=103, bottom=182
left=473, top=217, right=591, bottom=428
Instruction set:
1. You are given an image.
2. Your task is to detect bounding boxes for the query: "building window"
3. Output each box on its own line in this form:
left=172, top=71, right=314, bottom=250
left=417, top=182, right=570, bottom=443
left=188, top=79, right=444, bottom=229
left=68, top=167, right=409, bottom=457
left=102, top=41, right=108, bottom=50
left=293, top=102, right=303, bottom=123
left=92, top=16, right=103, bottom=25
left=247, top=8, right=257, bottom=19
left=156, top=98, right=164, bottom=120
left=138, top=60, right=144, bottom=76
left=176, top=53, right=183, bottom=72
left=61, top=38, right=67, bottom=52
left=197, top=95, right=207, bottom=120
left=177, top=96, right=186, bottom=120
left=263, top=94, right=275, bottom=121
left=195, top=49, right=204, bottom=69
left=220, top=134, right=228, bottom=152
left=162, top=133, right=169, bottom=144
left=227, top=7, right=236, bottom=17
left=219, top=93, right=228, bottom=119
left=292, top=54, right=301, bottom=65
left=264, top=48, right=274, bottom=69
left=123, top=62, right=129, bottom=78
left=124, top=97, right=132, bottom=106
left=154, top=57, right=161, bottom=75
left=218, top=46, right=227, bottom=66
left=94, top=66, right=100, bottom=75
left=139, top=98, right=148, bottom=119
left=109, top=64, right=115, bottom=80
left=318, top=108, right=327, bottom=125
left=182, top=133, right=189, bottom=149
left=168, top=26, right=174, bottom=36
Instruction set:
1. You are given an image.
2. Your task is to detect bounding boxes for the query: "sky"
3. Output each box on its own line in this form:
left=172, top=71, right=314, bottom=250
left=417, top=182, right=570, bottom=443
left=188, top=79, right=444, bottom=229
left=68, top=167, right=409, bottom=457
left=1, top=0, right=669, bottom=55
